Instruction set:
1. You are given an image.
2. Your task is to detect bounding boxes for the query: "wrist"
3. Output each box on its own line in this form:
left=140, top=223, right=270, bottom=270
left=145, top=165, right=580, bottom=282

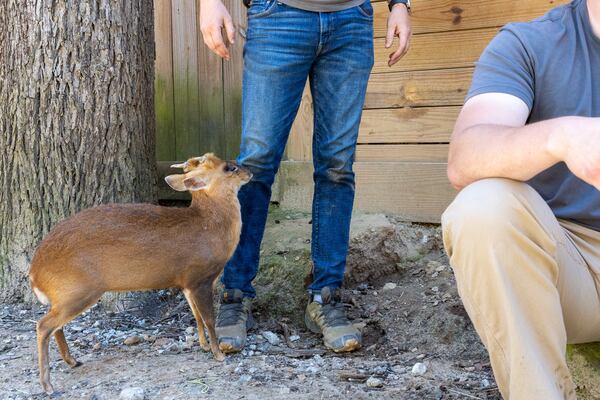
left=388, top=0, right=410, bottom=12
left=545, top=117, right=572, bottom=162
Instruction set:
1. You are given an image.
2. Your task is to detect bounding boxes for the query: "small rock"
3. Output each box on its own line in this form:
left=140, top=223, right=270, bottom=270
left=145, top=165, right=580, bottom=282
left=411, top=362, right=427, bottom=375
left=261, top=331, right=281, bottom=346
left=238, top=374, right=252, bottom=383
left=482, top=379, right=491, bottom=388
left=119, top=387, right=145, bottom=400
left=92, top=343, right=102, bottom=351
left=382, top=282, right=397, bottom=291
left=142, top=335, right=156, bottom=343
left=124, top=336, right=141, bottom=346
left=166, top=342, right=181, bottom=354
left=185, top=326, right=195, bottom=335
left=289, top=335, right=300, bottom=342
left=306, top=366, right=320, bottom=374
left=366, top=376, right=384, bottom=388
left=279, top=387, right=291, bottom=395
left=436, top=265, right=446, bottom=272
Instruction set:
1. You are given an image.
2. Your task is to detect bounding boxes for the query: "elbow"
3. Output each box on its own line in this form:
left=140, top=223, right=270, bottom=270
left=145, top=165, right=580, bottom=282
left=446, top=148, right=473, bottom=191
left=446, top=161, right=466, bottom=191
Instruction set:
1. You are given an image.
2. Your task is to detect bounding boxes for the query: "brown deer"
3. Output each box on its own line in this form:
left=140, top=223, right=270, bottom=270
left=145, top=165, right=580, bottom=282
left=29, top=153, right=251, bottom=394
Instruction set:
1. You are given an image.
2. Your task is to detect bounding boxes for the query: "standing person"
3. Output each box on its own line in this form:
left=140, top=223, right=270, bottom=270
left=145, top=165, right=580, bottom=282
left=199, top=0, right=412, bottom=353
left=442, top=0, right=600, bottom=398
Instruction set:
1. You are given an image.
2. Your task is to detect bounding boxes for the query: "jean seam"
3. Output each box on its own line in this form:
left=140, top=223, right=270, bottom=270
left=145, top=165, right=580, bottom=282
left=312, top=73, right=321, bottom=264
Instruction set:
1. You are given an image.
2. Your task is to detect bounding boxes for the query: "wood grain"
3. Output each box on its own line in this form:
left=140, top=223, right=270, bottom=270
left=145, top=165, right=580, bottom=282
left=373, top=28, right=496, bottom=73
left=154, top=0, right=176, bottom=161
left=222, top=0, right=246, bottom=159
left=365, top=67, right=473, bottom=108
left=277, top=161, right=456, bottom=223
left=372, top=0, right=569, bottom=37
left=359, top=107, right=459, bottom=143
left=172, top=0, right=202, bottom=160
left=286, top=83, right=313, bottom=162
left=356, top=144, right=449, bottom=162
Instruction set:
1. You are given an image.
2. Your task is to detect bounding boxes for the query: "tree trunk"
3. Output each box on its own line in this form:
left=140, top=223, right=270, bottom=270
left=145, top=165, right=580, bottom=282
left=0, top=1, right=157, bottom=302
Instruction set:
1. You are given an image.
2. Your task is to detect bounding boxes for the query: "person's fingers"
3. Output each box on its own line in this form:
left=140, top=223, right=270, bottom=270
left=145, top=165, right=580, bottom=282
left=202, top=29, right=217, bottom=53
left=224, top=16, right=235, bottom=45
left=209, top=28, right=230, bottom=59
left=388, top=30, right=410, bottom=66
left=385, top=24, right=397, bottom=49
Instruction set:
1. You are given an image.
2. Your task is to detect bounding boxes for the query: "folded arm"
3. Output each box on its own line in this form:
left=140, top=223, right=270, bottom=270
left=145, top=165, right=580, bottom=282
left=448, top=92, right=600, bottom=191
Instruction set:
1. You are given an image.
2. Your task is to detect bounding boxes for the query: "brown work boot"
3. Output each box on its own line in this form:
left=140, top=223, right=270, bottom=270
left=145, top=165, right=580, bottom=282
left=305, top=287, right=361, bottom=352
left=215, top=289, right=255, bottom=353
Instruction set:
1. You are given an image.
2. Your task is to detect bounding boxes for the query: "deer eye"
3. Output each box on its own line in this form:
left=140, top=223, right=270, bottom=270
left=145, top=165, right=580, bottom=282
left=224, top=164, right=238, bottom=173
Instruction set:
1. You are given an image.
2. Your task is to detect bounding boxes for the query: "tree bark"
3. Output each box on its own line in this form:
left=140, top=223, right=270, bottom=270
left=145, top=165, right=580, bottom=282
left=0, top=1, right=157, bottom=302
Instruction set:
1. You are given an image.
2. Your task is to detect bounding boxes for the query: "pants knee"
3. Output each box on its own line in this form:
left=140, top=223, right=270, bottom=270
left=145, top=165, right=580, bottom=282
left=442, top=178, right=540, bottom=252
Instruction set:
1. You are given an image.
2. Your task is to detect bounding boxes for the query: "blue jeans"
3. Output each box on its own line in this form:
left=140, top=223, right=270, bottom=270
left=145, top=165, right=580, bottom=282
left=222, top=0, right=374, bottom=297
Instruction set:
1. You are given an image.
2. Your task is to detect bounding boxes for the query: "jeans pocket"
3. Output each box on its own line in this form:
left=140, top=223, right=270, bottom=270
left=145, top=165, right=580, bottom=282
left=247, top=0, right=278, bottom=18
left=357, top=0, right=373, bottom=18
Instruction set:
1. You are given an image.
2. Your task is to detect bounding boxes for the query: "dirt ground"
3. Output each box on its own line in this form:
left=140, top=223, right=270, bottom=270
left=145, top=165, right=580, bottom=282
left=0, top=206, right=501, bottom=400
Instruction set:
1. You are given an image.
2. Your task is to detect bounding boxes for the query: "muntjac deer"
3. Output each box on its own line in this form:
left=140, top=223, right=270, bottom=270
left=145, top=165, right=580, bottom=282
left=29, top=153, right=251, bottom=394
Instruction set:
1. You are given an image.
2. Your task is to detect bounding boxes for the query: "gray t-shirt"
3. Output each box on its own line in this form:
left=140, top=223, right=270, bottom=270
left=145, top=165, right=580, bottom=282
left=467, top=0, right=600, bottom=230
left=279, top=0, right=365, bottom=12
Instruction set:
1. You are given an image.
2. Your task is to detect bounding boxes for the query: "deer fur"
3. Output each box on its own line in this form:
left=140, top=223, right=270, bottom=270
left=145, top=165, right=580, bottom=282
left=29, top=153, right=251, bottom=394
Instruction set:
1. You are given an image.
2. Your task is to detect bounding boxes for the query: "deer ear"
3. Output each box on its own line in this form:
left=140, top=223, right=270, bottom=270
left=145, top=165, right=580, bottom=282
left=164, top=174, right=188, bottom=192
left=183, top=176, right=207, bottom=191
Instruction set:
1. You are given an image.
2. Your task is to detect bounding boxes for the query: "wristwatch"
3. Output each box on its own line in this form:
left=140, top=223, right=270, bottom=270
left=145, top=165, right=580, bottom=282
left=388, top=0, right=411, bottom=13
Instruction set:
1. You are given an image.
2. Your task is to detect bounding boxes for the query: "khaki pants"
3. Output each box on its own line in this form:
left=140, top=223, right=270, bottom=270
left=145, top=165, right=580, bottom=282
left=442, top=178, right=600, bottom=400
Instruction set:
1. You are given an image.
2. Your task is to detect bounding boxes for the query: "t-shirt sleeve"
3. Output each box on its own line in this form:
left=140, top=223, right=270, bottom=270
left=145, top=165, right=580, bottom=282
left=466, top=25, right=535, bottom=110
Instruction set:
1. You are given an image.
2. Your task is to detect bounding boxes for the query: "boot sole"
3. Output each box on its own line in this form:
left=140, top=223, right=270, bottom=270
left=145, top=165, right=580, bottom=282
left=331, top=338, right=361, bottom=353
left=219, top=342, right=242, bottom=354
left=306, top=307, right=362, bottom=353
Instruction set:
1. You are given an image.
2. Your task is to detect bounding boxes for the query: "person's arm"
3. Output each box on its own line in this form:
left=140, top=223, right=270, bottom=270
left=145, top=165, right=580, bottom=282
left=386, top=1, right=411, bottom=66
left=199, top=0, right=236, bottom=60
left=448, top=92, right=600, bottom=191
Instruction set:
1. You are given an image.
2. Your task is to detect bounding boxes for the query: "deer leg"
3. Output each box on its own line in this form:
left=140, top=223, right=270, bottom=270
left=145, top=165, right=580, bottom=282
left=183, top=289, right=210, bottom=352
left=36, top=291, right=102, bottom=394
left=186, top=283, right=225, bottom=361
left=54, top=329, right=81, bottom=368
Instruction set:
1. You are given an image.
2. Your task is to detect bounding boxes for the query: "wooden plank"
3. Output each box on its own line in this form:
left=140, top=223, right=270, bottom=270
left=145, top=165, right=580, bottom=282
left=286, top=83, right=313, bottom=161
left=221, top=0, right=246, bottom=159
left=154, top=0, right=176, bottom=161
left=356, top=144, right=449, bottom=162
left=277, top=161, right=456, bottom=223
left=196, top=0, right=225, bottom=159
left=172, top=0, right=202, bottom=160
left=365, top=67, right=473, bottom=108
left=359, top=107, right=459, bottom=143
left=373, top=0, right=569, bottom=37
left=373, top=27, right=496, bottom=73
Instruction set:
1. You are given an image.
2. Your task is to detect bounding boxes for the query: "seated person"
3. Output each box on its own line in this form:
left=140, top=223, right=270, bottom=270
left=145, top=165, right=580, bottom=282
left=442, top=0, right=600, bottom=398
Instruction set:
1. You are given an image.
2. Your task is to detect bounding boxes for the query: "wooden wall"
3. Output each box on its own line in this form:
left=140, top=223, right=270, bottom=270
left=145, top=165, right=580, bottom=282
left=154, top=0, right=567, bottom=220
left=283, top=0, right=567, bottom=222
left=154, top=0, right=245, bottom=163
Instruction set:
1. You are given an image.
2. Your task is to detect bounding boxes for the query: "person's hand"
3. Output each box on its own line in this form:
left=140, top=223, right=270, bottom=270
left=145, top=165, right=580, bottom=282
left=385, top=3, right=411, bottom=67
left=548, top=117, right=600, bottom=190
left=199, top=0, right=236, bottom=60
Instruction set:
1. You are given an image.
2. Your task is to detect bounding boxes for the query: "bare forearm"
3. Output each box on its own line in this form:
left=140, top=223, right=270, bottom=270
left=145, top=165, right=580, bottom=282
left=447, top=118, right=568, bottom=189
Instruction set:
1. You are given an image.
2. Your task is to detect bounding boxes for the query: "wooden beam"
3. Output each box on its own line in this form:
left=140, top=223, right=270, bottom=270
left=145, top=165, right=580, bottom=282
left=172, top=0, right=202, bottom=160
left=356, top=144, right=449, bottom=162
left=365, top=67, right=473, bottom=108
left=359, top=107, right=459, bottom=143
left=277, top=161, right=456, bottom=223
left=222, top=0, right=246, bottom=159
left=154, top=0, right=176, bottom=161
left=372, top=27, right=496, bottom=73
left=373, top=0, right=569, bottom=37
